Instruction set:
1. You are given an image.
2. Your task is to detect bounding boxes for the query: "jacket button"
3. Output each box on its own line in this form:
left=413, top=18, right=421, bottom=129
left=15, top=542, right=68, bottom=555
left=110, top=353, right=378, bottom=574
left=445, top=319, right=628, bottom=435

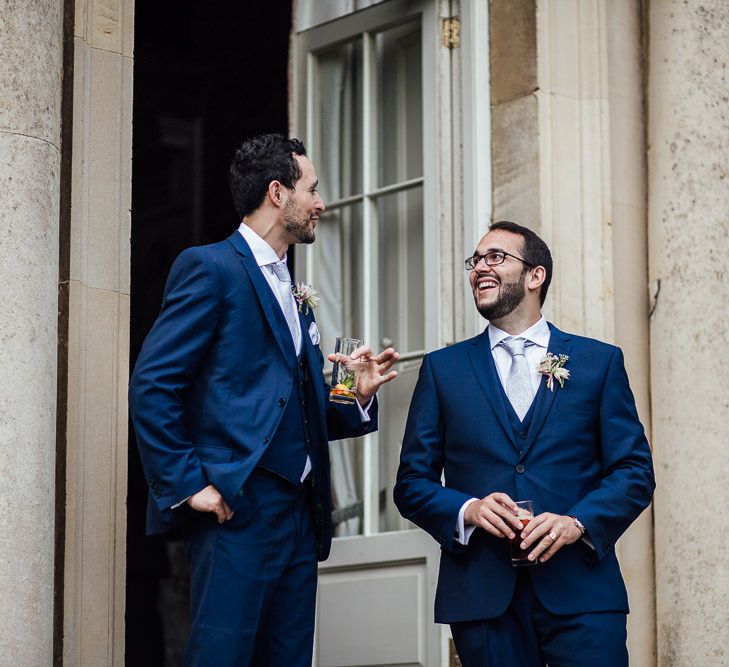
left=520, top=431, right=528, bottom=439
left=264, top=435, right=270, bottom=443
left=278, top=398, right=286, bottom=406
left=516, top=464, right=525, bottom=474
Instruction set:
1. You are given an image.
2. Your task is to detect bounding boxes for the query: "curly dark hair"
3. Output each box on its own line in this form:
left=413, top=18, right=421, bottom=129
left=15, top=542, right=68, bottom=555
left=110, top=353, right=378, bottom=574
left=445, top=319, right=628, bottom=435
left=229, top=134, right=307, bottom=219
left=489, top=220, right=553, bottom=306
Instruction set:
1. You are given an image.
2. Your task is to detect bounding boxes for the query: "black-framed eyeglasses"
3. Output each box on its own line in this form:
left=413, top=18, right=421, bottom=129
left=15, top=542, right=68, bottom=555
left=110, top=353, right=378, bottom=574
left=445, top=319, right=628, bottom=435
left=464, top=250, right=535, bottom=271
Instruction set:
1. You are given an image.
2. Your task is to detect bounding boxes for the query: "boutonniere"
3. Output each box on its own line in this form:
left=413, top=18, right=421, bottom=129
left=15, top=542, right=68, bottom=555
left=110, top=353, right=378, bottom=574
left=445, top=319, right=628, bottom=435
left=538, top=353, right=570, bottom=391
left=292, top=282, right=320, bottom=315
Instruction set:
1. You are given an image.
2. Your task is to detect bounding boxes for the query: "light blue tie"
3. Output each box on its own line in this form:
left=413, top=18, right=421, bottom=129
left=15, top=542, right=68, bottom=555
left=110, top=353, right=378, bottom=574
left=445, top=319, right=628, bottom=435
left=500, top=337, right=534, bottom=420
left=270, top=261, right=300, bottom=352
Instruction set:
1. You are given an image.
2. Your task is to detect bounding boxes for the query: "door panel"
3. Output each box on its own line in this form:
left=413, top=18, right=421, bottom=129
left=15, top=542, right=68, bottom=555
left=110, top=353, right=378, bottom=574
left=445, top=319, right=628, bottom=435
left=316, top=531, right=441, bottom=667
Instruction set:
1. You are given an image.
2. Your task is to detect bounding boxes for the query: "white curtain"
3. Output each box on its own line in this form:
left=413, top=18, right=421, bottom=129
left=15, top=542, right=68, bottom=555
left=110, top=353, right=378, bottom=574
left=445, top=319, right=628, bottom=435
left=317, top=45, right=363, bottom=537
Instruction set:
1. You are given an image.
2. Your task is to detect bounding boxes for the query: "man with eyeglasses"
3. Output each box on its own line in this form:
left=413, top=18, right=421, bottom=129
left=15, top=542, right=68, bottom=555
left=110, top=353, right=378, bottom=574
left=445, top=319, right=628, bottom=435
left=394, top=221, right=654, bottom=666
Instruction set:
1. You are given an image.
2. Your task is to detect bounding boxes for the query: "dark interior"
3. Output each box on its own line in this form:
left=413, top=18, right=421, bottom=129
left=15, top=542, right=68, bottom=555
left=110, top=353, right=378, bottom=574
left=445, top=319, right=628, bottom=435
left=127, top=3, right=292, bottom=663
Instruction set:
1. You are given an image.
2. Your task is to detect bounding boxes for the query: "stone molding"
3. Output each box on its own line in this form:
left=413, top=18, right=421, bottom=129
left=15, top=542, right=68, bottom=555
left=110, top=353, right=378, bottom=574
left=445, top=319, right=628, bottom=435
left=62, top=1, right=133, bottom=664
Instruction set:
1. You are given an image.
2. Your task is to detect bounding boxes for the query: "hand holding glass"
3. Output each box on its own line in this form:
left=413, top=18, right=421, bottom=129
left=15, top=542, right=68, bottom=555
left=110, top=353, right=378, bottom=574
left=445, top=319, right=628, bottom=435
left=329, top=337, right=362, bottom=404
left=510, top=500, right=537, bottom=566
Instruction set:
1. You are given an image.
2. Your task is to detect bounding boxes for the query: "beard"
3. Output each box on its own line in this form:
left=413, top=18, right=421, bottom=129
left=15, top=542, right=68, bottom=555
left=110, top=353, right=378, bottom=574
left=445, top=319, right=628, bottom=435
left=475, top=273, right=527, bottom=321
left=282, top=196, right=316, bottom=244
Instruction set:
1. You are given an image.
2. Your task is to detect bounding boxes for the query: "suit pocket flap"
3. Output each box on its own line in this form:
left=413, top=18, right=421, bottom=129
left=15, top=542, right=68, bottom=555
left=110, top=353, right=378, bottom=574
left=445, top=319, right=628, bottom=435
left=195, top=444, right=234, bottom=463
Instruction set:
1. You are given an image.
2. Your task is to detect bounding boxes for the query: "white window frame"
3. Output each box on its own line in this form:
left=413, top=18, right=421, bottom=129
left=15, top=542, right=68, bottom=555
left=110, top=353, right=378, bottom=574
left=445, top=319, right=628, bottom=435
left=293, top=0, right=439, bottom=536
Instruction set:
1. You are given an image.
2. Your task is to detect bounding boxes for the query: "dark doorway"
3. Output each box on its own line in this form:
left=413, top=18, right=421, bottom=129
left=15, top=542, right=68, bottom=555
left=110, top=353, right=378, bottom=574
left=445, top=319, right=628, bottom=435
left=127, top=3, right=292, bottom=663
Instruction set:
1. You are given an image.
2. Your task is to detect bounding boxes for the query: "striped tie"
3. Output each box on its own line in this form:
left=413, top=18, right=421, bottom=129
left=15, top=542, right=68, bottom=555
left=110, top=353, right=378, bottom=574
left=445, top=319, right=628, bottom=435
left=270, top=261, right=300, bottom=352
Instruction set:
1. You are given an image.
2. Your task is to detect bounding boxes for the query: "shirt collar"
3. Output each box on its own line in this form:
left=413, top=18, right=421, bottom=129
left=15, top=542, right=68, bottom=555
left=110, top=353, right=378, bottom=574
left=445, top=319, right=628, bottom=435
left=488, top=315, right=550, bottom=350
left=238, top=222, right=285, bottom=268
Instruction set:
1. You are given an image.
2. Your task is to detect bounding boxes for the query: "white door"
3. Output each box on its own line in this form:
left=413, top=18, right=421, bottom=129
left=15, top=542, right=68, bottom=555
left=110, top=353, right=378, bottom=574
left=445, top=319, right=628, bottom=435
left=292, top=2, right=488, bottom=665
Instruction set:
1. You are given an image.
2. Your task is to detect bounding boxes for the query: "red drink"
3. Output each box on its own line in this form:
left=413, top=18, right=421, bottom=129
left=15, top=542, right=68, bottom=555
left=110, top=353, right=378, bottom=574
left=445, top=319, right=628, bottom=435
left=509, top=501, right=536, bottom=567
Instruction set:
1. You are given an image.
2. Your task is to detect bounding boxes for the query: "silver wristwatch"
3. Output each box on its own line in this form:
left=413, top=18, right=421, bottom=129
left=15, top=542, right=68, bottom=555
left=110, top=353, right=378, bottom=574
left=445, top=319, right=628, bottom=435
left=570, top=516, right=586, bottom=537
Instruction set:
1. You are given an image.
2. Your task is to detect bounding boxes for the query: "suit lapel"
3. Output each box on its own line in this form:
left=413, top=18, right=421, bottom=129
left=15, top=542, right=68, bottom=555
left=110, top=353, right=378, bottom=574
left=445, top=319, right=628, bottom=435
left=468, top=329, right=519, bottom=449
left=226, top=232, right=295, bottom=370
left=519, top=323, right=572, bottom=458
left=300, top=309, right=324, bottom=409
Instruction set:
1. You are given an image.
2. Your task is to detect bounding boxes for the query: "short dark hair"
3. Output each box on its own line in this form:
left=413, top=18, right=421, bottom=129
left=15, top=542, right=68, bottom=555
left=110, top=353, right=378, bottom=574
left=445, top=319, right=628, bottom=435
left=229, top=134, right=307, bottom=219
left=489, top=220, right=553, bottom=305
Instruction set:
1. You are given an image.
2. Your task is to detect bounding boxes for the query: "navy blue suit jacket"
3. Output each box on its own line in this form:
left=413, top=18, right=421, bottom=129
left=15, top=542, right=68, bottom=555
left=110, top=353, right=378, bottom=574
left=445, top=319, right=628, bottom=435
left=129, top=231, right=376, bottom=560
left=394, top=324, right=654, bottom=622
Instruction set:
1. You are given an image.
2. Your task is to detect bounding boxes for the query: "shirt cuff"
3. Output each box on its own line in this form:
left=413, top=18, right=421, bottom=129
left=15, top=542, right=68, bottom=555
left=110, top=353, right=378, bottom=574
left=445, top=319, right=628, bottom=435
left=455, top=498, right=479, bottom=545
left=300, top=456, right=312, bottom=482
left=357, top=396, right=374, bottom=422
left=171, top=496, right=190, bottom=510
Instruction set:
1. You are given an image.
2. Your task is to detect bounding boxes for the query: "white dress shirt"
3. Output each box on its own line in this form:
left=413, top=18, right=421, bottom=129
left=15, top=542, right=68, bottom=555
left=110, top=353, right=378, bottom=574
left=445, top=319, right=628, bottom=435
left=239, top=223, right=302, bottom=354
left=455, top=317, right=550, bottom=544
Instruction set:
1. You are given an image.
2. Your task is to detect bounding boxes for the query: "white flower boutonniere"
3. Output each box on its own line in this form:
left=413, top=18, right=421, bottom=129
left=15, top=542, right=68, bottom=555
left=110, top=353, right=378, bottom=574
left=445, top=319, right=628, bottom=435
left=538, top=353, right=570, bottom=391
left=292, top=282, right=320, bottom=315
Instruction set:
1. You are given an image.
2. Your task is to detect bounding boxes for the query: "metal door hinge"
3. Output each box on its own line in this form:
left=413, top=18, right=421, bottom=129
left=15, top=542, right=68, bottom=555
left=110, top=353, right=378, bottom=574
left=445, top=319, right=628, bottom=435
left=442, top=16, right=461, bottom=49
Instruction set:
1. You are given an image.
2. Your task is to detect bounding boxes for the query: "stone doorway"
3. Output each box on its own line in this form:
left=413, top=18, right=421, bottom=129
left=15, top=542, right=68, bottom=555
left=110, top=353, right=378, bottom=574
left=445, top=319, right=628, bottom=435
left=127, top=2, right=292, bottom=663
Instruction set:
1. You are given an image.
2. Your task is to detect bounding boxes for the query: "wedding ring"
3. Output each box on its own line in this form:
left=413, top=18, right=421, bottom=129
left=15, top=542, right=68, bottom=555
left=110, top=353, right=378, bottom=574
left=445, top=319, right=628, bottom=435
left=548, top=531, right=558, bottom=541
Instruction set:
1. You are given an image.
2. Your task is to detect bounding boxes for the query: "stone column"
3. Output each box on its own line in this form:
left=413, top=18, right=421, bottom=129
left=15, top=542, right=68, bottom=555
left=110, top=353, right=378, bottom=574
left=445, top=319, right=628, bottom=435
left=0, top=1, right=64, bottom=663
left=61, top=1, right=134, bottom=664
left=606, top=3, right=655, bottom=664
left=648, top=2, right=729, bottom=664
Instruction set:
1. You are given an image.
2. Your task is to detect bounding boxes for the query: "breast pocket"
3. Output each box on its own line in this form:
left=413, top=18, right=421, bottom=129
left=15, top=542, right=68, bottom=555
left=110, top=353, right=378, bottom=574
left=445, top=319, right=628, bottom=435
left=555, top=394, right=597, bottom=418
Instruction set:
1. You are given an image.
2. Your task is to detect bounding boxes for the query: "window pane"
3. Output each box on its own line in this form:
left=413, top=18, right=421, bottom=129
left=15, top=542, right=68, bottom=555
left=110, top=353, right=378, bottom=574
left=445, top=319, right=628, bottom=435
left=378, top=356, right=422, bottom=533
left=377, top=187, right=424, bottom=354
left=310, top=203, right=366, bottom=537
left=376, top=21, right=423, bottom=188
left=315, top=40, right=363, bottom=201
left=330, top=435, right=365, bottom=537
left=309, top=203, right=365, bottom=355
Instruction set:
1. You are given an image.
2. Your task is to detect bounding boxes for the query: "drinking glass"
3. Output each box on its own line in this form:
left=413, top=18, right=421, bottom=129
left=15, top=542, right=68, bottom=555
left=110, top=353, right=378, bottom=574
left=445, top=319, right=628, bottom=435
left=329, top=337, right=362, bottom=404
left=509, top=500, right=537, bottom=566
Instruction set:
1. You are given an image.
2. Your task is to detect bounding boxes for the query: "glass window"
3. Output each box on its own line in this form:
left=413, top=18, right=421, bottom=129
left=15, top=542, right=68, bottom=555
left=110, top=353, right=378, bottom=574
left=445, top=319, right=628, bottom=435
left=304, top=17, right=425, bottom=536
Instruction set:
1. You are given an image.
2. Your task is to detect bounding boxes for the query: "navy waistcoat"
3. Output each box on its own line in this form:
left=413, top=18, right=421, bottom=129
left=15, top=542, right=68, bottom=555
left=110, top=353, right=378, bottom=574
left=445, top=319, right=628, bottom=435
left=257, top=342, right=311, bottom=484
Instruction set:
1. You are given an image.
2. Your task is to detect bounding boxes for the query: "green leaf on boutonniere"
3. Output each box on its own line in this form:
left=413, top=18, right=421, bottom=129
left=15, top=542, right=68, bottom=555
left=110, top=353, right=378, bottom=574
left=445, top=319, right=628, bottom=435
left=537, top=352, right=570, bottom=391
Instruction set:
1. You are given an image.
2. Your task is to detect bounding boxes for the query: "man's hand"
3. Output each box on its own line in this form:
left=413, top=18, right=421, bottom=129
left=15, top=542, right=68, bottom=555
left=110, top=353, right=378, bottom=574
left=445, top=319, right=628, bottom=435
left=327, top=345, right=400, bottom=406
left=519, top=513, right=583, bottom=563
left=463, top=492, right=523, bottom=539
left=186, top=484, right=234, bottom=524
